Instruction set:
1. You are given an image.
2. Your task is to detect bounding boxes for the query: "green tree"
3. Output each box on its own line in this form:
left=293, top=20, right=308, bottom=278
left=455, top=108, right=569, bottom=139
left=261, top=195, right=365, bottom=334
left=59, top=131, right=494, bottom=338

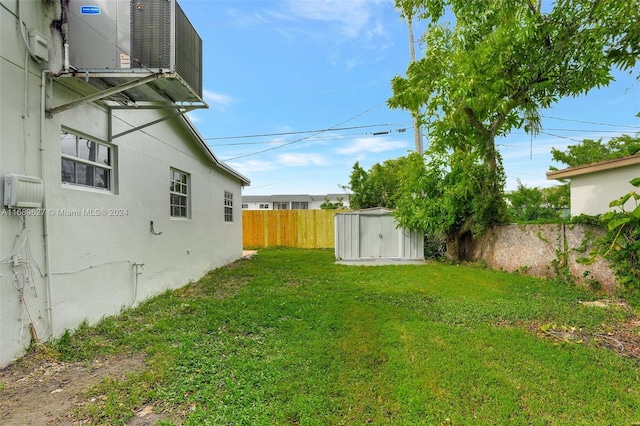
left=392, top=150, right=507, bottom=260
left=320, top=197, right=344, bottom=210
left=551, top=134, right=640, bottom=169
left=348, top=162, right=372, bottom=210
left=507, top=180, right=568, bottom=222
left=347, top=157, right=412, bottom=210
left=388, top=0, right=639, bottom=260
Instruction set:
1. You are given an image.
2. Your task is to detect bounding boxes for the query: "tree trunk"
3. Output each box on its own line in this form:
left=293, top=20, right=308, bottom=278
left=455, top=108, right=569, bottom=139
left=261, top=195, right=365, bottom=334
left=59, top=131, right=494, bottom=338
left=445, top=228, right=473, bottom=262
left=445, top=233, right=461, bottom=262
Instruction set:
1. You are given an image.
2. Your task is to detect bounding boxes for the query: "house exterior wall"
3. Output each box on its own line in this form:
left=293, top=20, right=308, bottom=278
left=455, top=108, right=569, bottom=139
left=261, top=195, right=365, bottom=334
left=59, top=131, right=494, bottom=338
left=570, top=165, right=640, bottom=215
left=0, top=1, right=246, bottom=367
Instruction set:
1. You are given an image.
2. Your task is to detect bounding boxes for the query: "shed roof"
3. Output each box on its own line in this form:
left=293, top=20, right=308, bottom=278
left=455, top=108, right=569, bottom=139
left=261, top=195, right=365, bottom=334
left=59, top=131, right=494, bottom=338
left=335, top=207, right=394, bottom=216
left=546, top=154, right=640, bottom=180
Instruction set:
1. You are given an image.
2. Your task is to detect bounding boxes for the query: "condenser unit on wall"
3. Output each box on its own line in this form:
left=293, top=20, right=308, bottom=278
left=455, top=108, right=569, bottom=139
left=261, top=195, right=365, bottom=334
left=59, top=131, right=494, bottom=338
left=3, top=175, right=44, bottom=209
left=66, top=0, right=202, bottom=98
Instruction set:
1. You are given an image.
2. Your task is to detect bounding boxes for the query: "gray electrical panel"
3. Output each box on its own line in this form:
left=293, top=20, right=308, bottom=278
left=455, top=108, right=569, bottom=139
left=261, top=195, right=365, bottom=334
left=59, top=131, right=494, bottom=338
left=66, top=0, right=202, bottom=97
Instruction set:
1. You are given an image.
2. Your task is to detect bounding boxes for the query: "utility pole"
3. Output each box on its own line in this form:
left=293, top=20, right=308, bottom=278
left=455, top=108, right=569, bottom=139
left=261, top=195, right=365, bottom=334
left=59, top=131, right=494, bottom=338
left=407, top=14, right=423, bottom=155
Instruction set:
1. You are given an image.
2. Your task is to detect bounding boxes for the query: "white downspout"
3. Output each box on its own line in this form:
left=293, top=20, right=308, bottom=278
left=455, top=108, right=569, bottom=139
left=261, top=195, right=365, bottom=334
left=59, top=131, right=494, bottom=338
left=40, top=70, right=54, bottom=337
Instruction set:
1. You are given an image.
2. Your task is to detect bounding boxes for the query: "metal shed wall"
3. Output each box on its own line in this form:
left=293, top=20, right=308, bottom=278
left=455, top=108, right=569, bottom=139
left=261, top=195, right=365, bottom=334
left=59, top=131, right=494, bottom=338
left=334, top=208, right=424, bottom=261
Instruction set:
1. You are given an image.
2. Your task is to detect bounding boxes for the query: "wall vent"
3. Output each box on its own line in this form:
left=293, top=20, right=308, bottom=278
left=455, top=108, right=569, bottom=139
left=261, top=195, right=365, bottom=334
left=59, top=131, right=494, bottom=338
left=3, top=175, right=44, bottom=209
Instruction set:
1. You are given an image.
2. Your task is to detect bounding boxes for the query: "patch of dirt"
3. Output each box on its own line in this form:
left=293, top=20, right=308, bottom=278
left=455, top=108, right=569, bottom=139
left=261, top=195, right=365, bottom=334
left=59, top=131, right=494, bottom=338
left=0, top=350, right=171, bottom=425
left=534, top=300, right=640, bottom=360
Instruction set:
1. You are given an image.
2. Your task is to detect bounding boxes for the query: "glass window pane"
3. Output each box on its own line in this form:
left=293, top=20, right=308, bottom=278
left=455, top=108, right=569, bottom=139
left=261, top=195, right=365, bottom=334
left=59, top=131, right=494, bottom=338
left=61, top=158, right=75, bottom=183
left=61, top=133, right=76, bottom=156
left=88, top=141, right=98, bottom=162
left=94, top=168, right=109, bottom=189
left=76, top=163, right=94, bottom=186
left=77, top=138, right=91, bottom=160
left=97, top=144, right=110, bottom=166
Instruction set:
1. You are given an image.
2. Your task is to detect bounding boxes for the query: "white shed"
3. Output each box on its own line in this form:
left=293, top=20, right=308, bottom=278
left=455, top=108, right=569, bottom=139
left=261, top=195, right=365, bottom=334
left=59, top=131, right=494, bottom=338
left=334, top=208, right=424, bottom=263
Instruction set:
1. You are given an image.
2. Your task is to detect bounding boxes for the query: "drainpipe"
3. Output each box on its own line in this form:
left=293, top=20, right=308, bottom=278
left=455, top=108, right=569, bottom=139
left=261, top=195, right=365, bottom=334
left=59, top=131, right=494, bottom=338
left=40, top=70, right=54, bottom=337
left=133, top=263, right=145, bottom=306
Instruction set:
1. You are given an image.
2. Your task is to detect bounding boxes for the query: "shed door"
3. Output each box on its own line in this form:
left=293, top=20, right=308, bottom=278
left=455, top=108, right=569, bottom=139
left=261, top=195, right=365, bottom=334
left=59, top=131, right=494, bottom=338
left=359, top=215, right=400, bottom=258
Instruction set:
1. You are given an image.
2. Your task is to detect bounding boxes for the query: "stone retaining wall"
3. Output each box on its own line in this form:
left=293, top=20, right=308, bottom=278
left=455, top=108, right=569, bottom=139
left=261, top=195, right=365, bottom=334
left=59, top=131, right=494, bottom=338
left=469, top=224, right=617, bottom=292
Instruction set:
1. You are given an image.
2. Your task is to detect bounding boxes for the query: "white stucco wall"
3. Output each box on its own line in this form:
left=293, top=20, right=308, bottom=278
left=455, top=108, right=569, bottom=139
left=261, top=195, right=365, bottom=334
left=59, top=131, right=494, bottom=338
left=1, top=0, right=246, bottom=367
left=1, top=0, right=52, bottom=367
left=44, top=105, right=245, bottom=335
left=570, top=165, right=640, bottom=216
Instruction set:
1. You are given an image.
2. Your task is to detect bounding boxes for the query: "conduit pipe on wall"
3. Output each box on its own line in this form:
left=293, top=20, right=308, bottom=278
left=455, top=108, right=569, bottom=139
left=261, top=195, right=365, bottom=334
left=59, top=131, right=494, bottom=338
left=133, top=263, right=145, bottom=306
left=40, top=69, right=54, bottom=337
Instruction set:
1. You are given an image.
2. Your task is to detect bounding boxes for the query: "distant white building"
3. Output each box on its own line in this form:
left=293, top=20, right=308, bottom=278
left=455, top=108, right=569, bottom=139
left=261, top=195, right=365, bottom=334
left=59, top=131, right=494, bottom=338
left=547, top=155, right=640, bottom=216
left=242, top=194, right=350, bottom=210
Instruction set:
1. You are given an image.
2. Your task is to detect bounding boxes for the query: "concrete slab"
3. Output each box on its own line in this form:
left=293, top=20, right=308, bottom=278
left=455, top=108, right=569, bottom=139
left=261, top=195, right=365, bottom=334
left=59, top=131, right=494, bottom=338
left=336, top=258, right=425, bottom=266
left=242, top=250, right=258, bottom=259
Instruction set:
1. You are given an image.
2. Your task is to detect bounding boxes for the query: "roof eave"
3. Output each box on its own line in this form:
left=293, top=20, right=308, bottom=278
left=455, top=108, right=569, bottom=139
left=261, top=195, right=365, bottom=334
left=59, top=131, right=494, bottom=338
left=179, top=115, right=251, bottom=187
left=547, top=155, right=640, bottom=180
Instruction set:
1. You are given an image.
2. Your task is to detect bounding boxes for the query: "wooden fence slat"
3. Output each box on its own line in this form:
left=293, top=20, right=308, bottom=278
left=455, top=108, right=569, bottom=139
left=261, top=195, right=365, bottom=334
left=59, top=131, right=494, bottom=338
left=242, top=209, right=339, bottom=248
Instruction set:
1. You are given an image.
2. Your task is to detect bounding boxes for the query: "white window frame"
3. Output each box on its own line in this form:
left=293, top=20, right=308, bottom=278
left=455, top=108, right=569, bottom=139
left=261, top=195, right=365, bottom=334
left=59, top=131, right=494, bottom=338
left=170, top=168, right=190, bottom=218
left=61, top=130, right=113, bottom=191
left=273, top=202, right=289, bottom=210
left=291, top=201, right=308, bottom=210
left=224, top=191, right=233, bottom=222
left=259, top=203, right=269, bottom=209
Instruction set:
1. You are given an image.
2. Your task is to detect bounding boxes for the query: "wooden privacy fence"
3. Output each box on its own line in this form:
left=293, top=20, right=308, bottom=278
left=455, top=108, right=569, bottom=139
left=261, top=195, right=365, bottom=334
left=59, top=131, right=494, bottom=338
left=242, top=210, right=339, bottom=248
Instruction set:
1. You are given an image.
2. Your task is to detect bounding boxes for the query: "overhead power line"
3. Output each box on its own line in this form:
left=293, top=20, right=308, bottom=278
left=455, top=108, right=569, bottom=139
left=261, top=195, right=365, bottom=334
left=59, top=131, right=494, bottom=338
left=210, top=127, right=409, bottom=147
left=541, top=115, right=640, bottom=129
left=222, top=101, right=387, bottom=161
left=204, top=122, right=411, bottom=141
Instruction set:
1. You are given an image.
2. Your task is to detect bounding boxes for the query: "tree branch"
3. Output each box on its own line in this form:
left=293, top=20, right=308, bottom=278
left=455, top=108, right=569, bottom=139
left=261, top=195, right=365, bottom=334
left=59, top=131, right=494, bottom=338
left=463, top=107, right=490, bottom=139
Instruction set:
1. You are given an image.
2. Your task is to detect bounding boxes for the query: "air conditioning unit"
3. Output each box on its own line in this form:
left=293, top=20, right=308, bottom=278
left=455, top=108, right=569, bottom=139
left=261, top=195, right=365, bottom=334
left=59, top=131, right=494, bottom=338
left=3, top=175, right=44, bottom=209
left=66, top=0, right=202, bottom=98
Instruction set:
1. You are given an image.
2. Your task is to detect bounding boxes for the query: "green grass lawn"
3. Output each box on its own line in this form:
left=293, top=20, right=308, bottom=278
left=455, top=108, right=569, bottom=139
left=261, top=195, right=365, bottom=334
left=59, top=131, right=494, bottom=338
left=53, top=248, right=639, bottom=425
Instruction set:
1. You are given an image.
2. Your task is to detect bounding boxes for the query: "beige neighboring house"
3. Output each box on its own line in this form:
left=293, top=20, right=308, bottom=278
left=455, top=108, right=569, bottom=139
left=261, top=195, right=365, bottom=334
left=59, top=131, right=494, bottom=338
left=547, top=155, right=640, bottom=216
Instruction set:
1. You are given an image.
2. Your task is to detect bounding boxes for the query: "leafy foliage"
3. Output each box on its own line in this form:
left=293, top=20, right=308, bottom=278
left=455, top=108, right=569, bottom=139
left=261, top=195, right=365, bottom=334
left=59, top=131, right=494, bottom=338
left=599, top=178, right=640, bottom=291
left=347, top=149, right=509, bottom=260
left=551, top=135, right=640, bottom=170
left=319, top=197, right=345, bottom=210
left=388, top=0, right=639, bottom=258
left=347, top=157, right=413, bottom=210
left=392, top=150, right=507, bottom=260
left=507, top=180, right=569, bottom=222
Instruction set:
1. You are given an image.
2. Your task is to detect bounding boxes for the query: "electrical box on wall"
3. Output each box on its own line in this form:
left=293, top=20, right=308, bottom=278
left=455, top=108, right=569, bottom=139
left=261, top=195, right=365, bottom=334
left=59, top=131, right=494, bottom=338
left=28, top=30, right=49, bottom=62
left=3, top=175, right=44, bottom=209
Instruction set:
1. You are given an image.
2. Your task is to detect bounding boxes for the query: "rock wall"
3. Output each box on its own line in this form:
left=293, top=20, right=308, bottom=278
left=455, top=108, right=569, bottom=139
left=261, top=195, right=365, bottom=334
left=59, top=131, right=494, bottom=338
left=469, top=224, right=617, bottom=292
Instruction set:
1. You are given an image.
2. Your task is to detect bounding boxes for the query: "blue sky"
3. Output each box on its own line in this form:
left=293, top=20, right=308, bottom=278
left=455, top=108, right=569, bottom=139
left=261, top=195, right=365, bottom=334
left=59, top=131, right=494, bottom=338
left=180, top=0, right=640, bottom=196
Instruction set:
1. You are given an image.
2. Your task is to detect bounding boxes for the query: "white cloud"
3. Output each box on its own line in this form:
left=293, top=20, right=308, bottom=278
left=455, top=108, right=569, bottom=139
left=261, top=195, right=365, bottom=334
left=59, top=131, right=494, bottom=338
left=335, top=137, right=408, bottom=155
left=278, top=153, right=329, bottom=167
left=282, top=0, right=389, bottom=39
left=226, top=159, right=277, bottom=175
left=203, top=90, right=235, bottom=111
